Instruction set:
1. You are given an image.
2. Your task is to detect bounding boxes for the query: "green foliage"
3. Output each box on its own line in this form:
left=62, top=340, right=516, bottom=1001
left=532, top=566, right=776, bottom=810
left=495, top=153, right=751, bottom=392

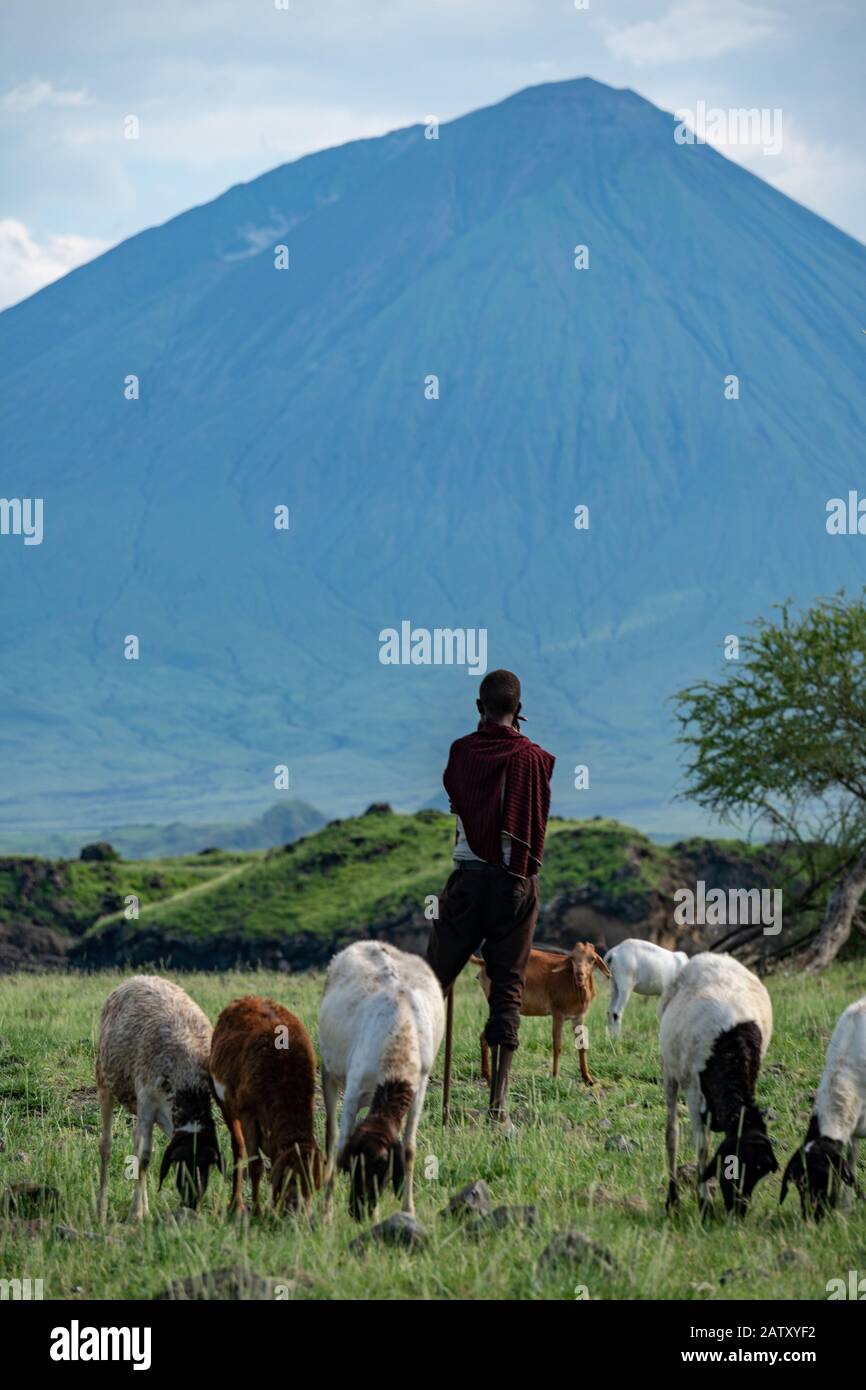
left=675, top=592, right=866, bottom=825
left=0, top=853, right=256, bottom=935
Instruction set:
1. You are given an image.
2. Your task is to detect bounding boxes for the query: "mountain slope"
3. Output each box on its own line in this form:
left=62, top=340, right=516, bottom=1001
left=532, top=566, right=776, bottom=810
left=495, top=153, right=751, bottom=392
left=1, top=78, right=864, bottom=835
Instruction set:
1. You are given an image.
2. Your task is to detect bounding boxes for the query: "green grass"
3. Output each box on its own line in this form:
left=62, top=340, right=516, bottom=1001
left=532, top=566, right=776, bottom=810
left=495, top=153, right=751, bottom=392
left=1, top=962, right=864, bottom=1300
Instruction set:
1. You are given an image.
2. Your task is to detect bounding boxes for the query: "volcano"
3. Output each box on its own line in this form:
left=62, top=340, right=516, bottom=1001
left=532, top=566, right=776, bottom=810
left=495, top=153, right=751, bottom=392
left=1, top=77, right=864, bottom=841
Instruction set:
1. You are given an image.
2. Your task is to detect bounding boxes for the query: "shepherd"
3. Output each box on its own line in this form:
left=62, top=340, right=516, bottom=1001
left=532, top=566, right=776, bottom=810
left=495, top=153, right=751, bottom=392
left=427, top=668, right=555, bottom=1128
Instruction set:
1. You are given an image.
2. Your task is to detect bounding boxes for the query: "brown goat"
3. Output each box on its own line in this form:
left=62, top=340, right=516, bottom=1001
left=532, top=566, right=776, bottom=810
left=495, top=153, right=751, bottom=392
left=472, top=943, right=611, bottom=1085
left=209, top=997, right=324, bottom=1216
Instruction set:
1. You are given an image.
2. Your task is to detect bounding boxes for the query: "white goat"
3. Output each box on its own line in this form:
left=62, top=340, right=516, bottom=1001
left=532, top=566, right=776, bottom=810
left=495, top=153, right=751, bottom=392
left=781, top=994, right=866, bottom=1218
left=659, top=953, right=777, bottom=1216
left=96, top=975, right=222, bottom=1221
left=318, top=941, right=444, bottom=1220
left=604, top=939, right=688, bottom=1036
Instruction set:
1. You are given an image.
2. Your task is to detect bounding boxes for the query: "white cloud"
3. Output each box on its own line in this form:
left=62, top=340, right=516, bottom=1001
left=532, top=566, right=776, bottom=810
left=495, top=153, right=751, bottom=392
left=606, top=1, right=775, bottom=68
left=713, top=121, right=866, bottom=232
left=0, top=220, right=109, bottom=310
left=3, top=78, right=92, bottom=113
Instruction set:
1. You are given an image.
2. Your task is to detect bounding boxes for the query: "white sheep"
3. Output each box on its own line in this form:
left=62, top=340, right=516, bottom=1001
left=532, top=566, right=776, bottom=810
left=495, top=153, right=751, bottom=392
left=96, top=975, right=222, bottom=1221
left=781, top=994, right=866, bottom=1218
left=604, top=939, right=688, bottom=1037
left=318, top=941, right=444, bottom=1220
left=659, top=952, right=777, bottom=1216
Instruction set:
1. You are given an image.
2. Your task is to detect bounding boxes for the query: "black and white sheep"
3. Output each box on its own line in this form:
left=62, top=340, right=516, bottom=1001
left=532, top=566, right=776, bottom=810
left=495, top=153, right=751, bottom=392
left=781, top=994, right=865, bottom=1219
left=659, top=952, right=777, bottom=1216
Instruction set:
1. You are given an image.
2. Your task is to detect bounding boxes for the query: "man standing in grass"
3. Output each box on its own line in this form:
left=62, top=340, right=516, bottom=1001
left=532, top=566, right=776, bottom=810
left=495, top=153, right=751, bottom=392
left=426, top=669, right=555, bottom=1125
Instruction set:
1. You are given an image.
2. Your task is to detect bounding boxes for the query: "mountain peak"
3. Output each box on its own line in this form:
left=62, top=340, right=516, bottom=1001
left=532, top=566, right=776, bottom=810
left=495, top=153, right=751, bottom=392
left=0, top=78, right=864, bottom=835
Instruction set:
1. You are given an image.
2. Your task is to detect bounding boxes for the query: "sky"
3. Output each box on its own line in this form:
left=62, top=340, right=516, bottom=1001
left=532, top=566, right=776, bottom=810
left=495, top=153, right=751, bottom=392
left=1, top=0, right=863, bottom=310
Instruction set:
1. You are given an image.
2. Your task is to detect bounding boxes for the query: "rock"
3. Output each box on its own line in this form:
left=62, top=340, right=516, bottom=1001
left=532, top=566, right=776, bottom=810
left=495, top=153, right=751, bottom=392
left=465, top=1204, right=538, bottom=1237
left=0, top=922, right=74, bottom=971
left=155, top=1266, right=312, bottom=1300
left=2, top=1182, right=60, bottom=1217
left=690, top=1281, right=715, bottom=1295
left=79, top=841, right=120, bottom=862
left=350, top=1211, right=428, bottom=1253
left=440, top=1179, right=492, bottom=1220
left=537, top=1230, right=618, bottom=1277
left=604, top=1134, right=640, bottom=1155
left=13, top=1152, right=30, bottom=1164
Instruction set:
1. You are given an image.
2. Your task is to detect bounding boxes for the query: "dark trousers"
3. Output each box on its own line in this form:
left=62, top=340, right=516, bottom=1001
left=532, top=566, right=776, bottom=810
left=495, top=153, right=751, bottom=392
left=426, top=864, right=539, bottom=1051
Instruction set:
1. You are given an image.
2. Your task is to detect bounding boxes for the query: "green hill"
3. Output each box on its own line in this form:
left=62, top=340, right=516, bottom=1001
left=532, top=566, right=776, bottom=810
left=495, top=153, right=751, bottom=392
left=70, top=806, right=787, bottom=970
left=1, top=804, right=845, bottom=972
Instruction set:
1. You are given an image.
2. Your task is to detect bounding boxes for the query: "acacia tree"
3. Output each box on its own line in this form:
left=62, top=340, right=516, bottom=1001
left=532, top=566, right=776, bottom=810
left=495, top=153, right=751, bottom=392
left=674, top=592, right=866, bottom=970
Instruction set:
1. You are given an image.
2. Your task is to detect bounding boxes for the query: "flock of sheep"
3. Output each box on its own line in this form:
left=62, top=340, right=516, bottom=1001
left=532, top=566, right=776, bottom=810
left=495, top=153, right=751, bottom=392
left=94, top=936, right=866, bottom=1227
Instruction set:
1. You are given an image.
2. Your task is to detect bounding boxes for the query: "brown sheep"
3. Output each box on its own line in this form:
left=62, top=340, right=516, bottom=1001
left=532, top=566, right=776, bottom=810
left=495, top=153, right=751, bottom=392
left=473, top=942, right=611, bottom=1084
left=209, top=996, right=324, bottom=1215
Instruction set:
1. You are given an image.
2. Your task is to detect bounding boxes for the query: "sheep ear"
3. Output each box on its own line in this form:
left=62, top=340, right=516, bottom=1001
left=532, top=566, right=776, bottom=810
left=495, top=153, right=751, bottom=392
left=551, top=963, right=570, bottom=975
left=593, top=949, right=612, bottom=978
left=391, top=1141, right=406, bottom=1198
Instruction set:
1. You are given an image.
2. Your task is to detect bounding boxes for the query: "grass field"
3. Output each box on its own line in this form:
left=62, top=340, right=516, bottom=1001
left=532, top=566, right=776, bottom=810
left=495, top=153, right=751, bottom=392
left=1, top=961, right=864, bottom=1301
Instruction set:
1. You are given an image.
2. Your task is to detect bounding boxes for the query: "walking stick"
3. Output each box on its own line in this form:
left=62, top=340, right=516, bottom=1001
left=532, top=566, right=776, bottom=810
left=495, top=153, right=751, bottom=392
left=442, top=986, right=454, bottom=1126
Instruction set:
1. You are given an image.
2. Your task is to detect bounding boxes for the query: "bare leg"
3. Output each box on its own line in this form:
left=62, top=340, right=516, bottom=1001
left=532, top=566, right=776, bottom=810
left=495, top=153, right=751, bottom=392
left=228, top=1117, right=247, bottom=1216
left=552, top=1013, right=563, bottom=1078
left=322, top=1068, right=340, bottom=1207
left=335, top=1083, right=362, bottom=1167
left=128, top=1105, right=155, bottom=1221
left=242, top=1118, right=262, bottom=1215
left=480, top=1032, right=491, bottom=1084
left=401, top=1076, right=429, bottom=1216
left=576, top=1016, right=594, bottom=1085
left=97, top=1088, right=114, bottom=1223
left=607, top=975, right=630, bottom=1038
left=665, top=1076, right=680, bottom=1212
left=334, top=1083, right=364, bottom=1216
left=687, top=1082, right=710, bottom=1216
